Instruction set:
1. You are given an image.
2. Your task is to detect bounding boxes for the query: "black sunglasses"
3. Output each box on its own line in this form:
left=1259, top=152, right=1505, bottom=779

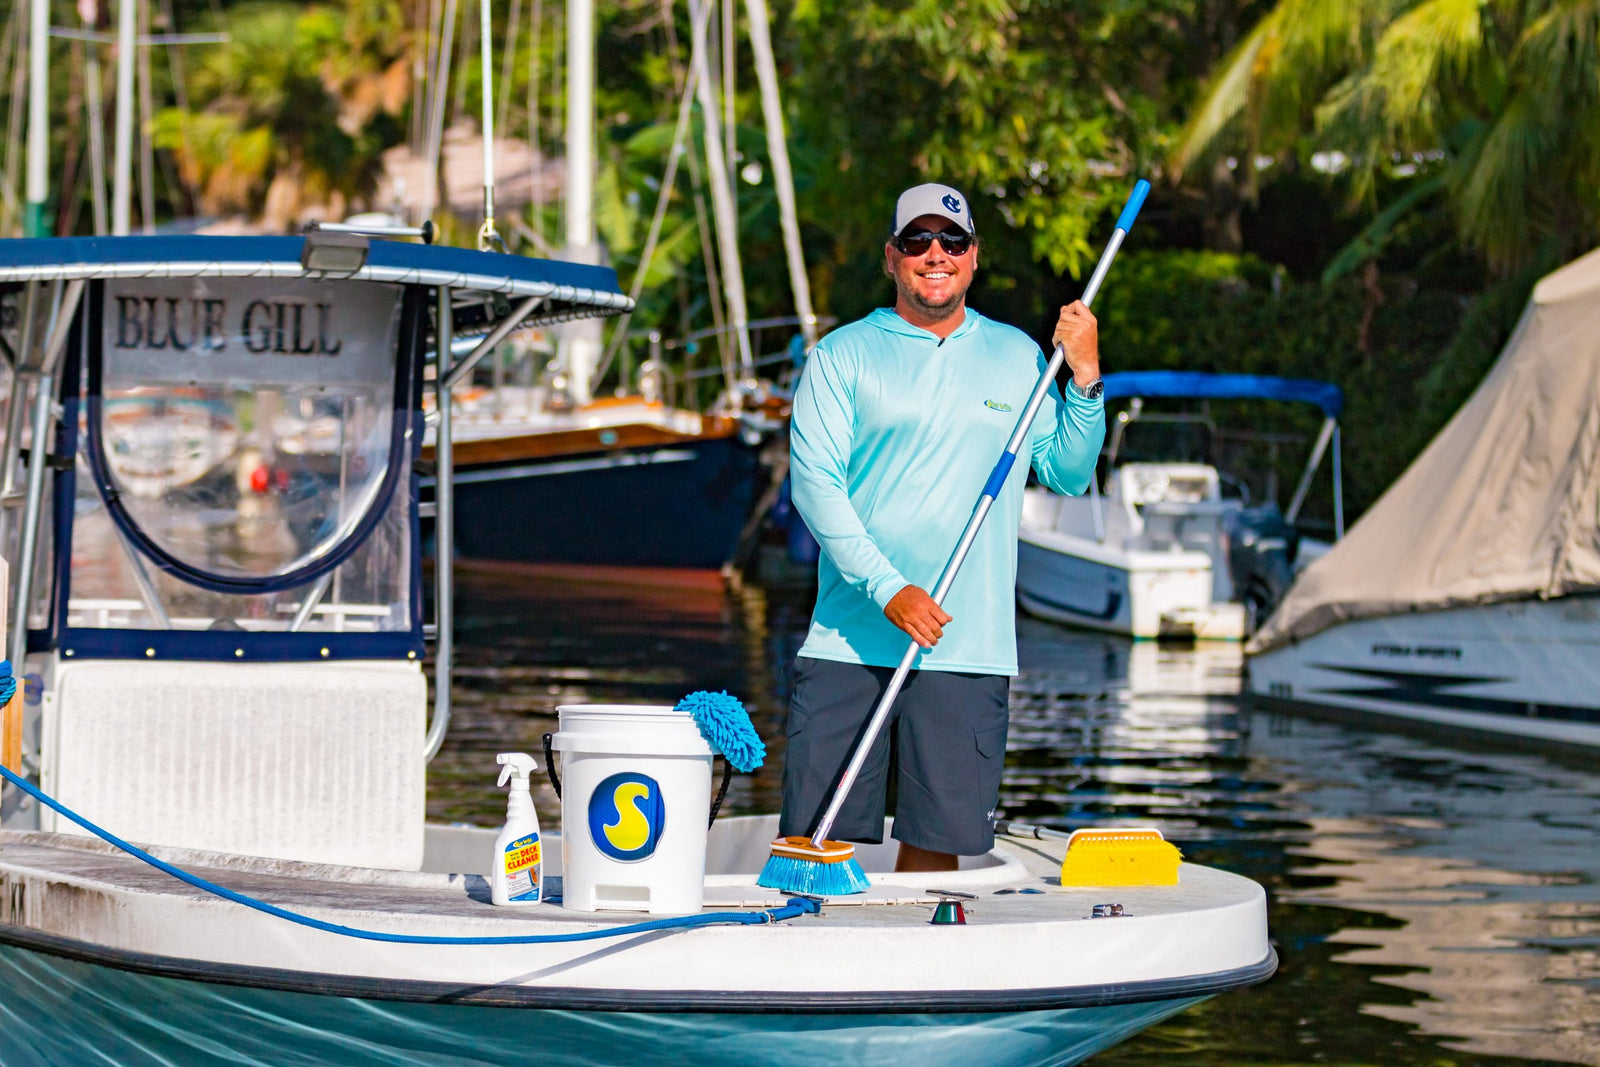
left=891, top=228, right=974, bottom=257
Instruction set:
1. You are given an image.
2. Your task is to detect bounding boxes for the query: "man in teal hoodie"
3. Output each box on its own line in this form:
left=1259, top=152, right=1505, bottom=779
left=780, top=182, right=1106, bottom=872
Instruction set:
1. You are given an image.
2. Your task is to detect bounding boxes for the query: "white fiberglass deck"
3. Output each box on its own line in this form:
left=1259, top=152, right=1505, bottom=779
left=0, top=816, right=1270, bottom=1005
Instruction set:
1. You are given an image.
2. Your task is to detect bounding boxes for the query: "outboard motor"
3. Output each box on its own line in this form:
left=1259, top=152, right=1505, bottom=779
left=1225, top=505, right=1299, bottom=636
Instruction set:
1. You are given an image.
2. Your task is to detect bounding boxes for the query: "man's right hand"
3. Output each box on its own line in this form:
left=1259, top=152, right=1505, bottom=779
left=884, top=585, right=953, bottom=649
left=1053, top=300, right=1100, bottom=387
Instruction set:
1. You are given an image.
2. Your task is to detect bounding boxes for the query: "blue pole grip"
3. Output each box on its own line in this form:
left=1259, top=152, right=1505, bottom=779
left=981, top=451, right=1018, bottom=500
left=1115, top=179, right=1151, bottom=234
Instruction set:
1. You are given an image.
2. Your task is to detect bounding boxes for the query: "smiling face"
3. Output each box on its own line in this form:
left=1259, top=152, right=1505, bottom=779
left=885, top=213, right=978, bottom=335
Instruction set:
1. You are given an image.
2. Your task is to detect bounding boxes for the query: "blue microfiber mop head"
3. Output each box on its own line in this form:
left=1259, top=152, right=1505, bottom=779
left=676, top=690, right=766, bottom=773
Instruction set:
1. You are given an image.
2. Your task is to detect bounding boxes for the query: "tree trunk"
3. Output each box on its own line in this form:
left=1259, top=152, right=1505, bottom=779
left=1201, top=156, right=1243, bottom=252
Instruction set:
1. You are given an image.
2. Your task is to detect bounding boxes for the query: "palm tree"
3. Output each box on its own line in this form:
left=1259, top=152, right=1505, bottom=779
left=1173, top=0, right=1600, bottom=273
left=154, top=2, right=411, bottom=231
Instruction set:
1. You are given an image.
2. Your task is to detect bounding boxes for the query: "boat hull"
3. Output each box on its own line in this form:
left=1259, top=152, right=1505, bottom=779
left=0, top=816, right=1274, bottom=1066
left=0, top=935, right=1210, bottom=1067
left=1017, top=530, right=1217, bottom=639
left=428, top=433, right=763, bottom=570
left=1245, top=597, right=1600, bottom=755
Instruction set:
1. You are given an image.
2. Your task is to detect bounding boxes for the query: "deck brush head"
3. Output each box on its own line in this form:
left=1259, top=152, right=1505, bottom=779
left=758, top=837, right=871, bottom=895
left=1058, top=828, right=1182, bottom=887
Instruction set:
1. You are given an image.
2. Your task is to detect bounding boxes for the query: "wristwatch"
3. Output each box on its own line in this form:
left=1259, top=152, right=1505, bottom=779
left=1068, top=376, right=1105, bottom=401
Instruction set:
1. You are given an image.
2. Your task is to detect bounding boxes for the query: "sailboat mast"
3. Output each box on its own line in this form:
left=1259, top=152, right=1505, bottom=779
left=112, top=0, right=136, bottom=234
left=24, top=0, right=47, bottom=235
left=84, top=4, right=109, bottom=235
left=477, top=0, right=499, bottom=247
left=136, top=0, right=155, bottom=233
left=420, top=0, right=458, bottom=225
left=559, top=0, right=601, bottom=403
left=743, top=0, right=816, bottom=350
left=687, top=0, right=754, bottom=382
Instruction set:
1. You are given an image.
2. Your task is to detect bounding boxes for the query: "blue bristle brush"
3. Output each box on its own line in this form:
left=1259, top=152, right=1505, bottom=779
left=757, top=179, right=1152, bottom=898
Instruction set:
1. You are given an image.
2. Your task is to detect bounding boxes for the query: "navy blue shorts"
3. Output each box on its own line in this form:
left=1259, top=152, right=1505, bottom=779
left=778, top=656, right=1009, bottom=856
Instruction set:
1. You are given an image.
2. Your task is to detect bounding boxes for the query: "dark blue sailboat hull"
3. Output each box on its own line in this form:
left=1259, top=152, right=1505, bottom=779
left=429, top=434, right=764, bottom=570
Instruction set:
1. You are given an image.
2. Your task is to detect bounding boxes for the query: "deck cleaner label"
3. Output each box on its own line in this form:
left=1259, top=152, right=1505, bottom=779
left=588, top=772, right=666, bottom=862
left=502, top=833, right=542, bottom=901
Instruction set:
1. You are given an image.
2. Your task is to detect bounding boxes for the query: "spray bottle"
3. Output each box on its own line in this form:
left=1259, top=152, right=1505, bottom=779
left=491, top=752, right=542, bottom=906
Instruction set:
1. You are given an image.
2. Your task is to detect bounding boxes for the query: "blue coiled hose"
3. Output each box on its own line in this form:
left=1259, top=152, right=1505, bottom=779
left=0, top=661, right=819, bottom=944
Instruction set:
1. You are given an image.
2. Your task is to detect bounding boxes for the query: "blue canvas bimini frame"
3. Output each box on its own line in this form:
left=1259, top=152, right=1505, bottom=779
left=1100, top=370, right=1345, bottom=535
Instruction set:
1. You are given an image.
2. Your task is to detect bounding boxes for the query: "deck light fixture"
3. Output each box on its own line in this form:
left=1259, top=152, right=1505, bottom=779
left=300, top=230, right=370, bottom=275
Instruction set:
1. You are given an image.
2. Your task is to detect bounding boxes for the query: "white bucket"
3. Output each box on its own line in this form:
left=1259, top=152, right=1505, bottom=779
left=549, top=704, right=715, bottom=914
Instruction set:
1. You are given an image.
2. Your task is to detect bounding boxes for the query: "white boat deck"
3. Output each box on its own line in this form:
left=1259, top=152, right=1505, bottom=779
left=0, top=818, right=1272, bottom=1005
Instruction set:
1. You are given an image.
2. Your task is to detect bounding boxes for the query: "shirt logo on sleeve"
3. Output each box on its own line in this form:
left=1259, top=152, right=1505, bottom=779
left=983, top=399, right=1013, bottom=412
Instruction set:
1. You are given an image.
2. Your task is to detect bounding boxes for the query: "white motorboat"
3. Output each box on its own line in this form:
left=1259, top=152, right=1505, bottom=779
left=1244, top=248, right=1600, bottom=756
left=1246, top=597, right=1600, bottom=754
left=0, top=809, right=1273, bottom=1066
left=1018, top=371, right=1345, bottom=640
left=0, top=234, right=1273, bottom=1065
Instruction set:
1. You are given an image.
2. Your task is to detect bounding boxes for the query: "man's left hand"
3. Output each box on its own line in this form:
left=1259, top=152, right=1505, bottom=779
left=1053, top=301, right=1099, bottom=388
left=884, top=585, right=952, bottom=650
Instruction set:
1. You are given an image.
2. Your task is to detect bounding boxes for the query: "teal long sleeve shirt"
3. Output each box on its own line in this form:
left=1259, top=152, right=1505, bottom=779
left=790, top=306, right=1106, bottom=676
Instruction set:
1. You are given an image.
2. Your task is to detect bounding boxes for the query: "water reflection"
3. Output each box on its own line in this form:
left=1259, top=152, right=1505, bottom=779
left=1239, top=728, right=1600, bottom=1066
left=435, top=569, right=1600, bottom=1066
left=430, top=564, right=793, bottom=826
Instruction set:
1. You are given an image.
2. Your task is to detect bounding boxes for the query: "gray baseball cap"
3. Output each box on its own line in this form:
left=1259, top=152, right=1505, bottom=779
left=892, top=183, right=975, bottom=237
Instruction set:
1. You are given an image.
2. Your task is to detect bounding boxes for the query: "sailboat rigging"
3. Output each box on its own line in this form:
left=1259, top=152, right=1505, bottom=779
left=418, top=0, right=818, bottom=577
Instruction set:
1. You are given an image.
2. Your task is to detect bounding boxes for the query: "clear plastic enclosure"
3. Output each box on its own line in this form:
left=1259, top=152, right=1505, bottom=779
left=68, top=277, right=415, bottom=635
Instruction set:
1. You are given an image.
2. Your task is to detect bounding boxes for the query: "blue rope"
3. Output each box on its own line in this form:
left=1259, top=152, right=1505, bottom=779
left=0, top=665, right=818, bottom=944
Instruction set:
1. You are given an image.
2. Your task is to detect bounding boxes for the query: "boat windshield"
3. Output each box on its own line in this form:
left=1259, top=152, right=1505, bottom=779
left=1107, top=403, right=1322, bottom=512
left=65, top=277, right=416, bottom=637
left=1110, top=414, right=1216, bottom=467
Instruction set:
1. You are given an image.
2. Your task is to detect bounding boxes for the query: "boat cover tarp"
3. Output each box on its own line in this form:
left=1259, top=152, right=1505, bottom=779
left=1248, top=246, right=1600, bottom=653
left=1104, top=372, right=1344, bottom=417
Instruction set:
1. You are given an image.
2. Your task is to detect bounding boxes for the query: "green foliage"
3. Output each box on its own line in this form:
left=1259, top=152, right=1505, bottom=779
left=1174, top=0, right=1388, bottom=180
left=151, top=2, right=406, bottom=224
left=1178, top=0, right=1600, bottom=273
left=1319, top=173, right=1444, bottom=283
left=787, top=0, right=1159, bottom=279
left=3, top=0, right=1577, bottom=515
left=1092, top=248, right=1470, bottom=522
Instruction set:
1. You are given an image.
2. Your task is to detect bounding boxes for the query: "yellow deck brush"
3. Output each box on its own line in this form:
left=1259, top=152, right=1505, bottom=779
left=996, top=820, right=1182, bottom=886
left=1058, top=828, right=1182, bottom=887
left=759, top=179, right=1153, bottom=899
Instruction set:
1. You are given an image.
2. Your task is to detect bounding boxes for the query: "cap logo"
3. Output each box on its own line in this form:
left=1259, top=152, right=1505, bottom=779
left=942, top=194, right=962, bottom=214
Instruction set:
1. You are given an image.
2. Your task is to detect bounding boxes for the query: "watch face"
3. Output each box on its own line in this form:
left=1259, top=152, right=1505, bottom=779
left=1087, top=379, right=1105, bottom=400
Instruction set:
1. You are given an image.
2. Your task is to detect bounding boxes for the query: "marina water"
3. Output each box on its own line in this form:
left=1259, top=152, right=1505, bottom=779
left=431, top=563, right=1600, bottom=1067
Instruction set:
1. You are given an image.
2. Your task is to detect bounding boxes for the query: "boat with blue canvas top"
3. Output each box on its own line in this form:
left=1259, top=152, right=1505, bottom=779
left=1018, top=370, right=1345, bottom=640
left=0, top=233, right=1273, bottom=1065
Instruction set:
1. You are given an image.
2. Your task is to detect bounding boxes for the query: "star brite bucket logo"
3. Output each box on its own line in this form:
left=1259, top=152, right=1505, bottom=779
left=588, top=772, right=666, bottom=861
